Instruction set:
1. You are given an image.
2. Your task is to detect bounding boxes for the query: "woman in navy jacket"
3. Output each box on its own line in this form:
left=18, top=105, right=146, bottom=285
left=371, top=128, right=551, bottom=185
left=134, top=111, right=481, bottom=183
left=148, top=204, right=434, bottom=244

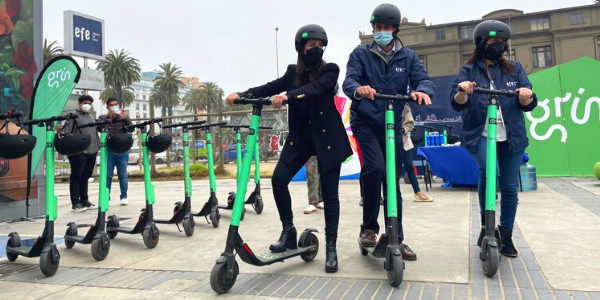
left=450, top=20, right=537, bottom=257
left=226, top=24, right=352, bottom=273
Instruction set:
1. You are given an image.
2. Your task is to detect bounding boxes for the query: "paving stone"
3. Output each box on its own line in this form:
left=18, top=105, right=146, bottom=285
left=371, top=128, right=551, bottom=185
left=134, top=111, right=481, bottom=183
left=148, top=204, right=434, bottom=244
left=503, top=286, right=519, bottom=300
left=231, top=274, right=268, bottom=295
left=454, top=284, right=469, bottom=300
left=326, top=279, right=352, bottom=300
left=342, top=279, right=367, bottom=300
left=471, top=284, right=485, bottom=300
left=528, top=270, right=549, bottom=289
left=520, top=288, right=537, bottom=300
left=299, top=277, right=329, bottom=299
left=141, top=271, right=183, bottom=290
left=436, top=284, right=452, bottom=300
left=285, top=277, right=316, bottom=298
left=246, top=274, right=280, bottom=296
left=260, top=276, right=292, bottom=297
left=272, top=276, right=302, bottom=297
left=405, top=282, right=423, bottom=300
left=537, top=289, right=556, bottom=300
left=572, top=291, right=591, bottom=300
left=513, top=267, right=533, bottom=289
left=373, top=282, right=393, bottom=300
left=487, top=284, right=502, bottom=300
left=589, top=292, right=600, bottom=300
left=555, top=290, right=572, bottom=300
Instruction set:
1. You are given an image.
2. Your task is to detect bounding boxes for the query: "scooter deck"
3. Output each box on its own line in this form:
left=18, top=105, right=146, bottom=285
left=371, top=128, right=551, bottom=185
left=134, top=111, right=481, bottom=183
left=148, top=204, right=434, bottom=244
left=217, top=204, right=233, bottom=210
left=107, top=226, right=138, bottom=233
left=359, top=234, right=389, bottom=258
left=5, top=246, right=33, bottom=255
left=64, top=235, right=92, bottom=244
left=238, top=245, right=316, bottom=266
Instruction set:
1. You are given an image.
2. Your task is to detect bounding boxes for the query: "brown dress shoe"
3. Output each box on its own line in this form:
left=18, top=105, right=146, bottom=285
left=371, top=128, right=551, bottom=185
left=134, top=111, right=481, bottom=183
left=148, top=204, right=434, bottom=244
left=359, top=230, right=377, bottom=247
left=401, top=244, right=417, bottom=261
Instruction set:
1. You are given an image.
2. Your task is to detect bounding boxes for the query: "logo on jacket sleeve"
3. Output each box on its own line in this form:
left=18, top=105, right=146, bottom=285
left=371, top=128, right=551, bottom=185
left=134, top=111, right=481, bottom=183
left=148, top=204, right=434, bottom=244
left=395, top=67, right=405, bottom=73
left=506, top=81, right=517, bottom=87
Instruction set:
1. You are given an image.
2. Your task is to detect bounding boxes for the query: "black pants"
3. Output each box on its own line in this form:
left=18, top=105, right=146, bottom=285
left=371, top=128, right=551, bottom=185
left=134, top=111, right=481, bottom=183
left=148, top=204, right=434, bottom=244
left=271, top=137, right=341, bottom=238
left=352, top=124, right=404, bottom=242
left=68, top=153, right=97, bottom=206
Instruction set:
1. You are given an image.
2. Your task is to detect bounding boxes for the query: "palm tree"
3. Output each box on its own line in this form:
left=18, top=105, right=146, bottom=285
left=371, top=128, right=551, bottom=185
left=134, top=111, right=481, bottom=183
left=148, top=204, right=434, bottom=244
left=197, top=82, right=226, bottom=171
left=99, top=86, right=136, bottom=106
left=43, top=39, right=63, bottom=65
left=150, top=88, right=169, bottom=118
left=96, top=49, right=142, bottom=107
left=182, top=88, right=206, bottom=116
left=153, top=63, right=184, bottom=167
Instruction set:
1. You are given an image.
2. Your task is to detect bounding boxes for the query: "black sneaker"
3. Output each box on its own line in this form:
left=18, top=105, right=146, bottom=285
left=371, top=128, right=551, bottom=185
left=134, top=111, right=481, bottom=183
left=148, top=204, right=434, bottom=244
left=72, top=204, right=87, bottom=212
left=82, top=201, right=96, bottom=209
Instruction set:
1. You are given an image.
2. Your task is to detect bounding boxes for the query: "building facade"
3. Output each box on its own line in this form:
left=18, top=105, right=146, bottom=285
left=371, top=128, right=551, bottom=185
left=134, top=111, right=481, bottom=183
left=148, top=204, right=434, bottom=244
left=358, top=4, right=600, bottom=77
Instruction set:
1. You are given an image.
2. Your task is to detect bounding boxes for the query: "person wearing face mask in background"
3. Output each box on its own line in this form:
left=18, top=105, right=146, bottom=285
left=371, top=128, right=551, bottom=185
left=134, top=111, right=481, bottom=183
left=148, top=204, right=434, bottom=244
left=343, top=3, right=434, bottom=261
left=98, top=98, right=133, bottom=206
left=451, top=20, right=537, bottom=257
left=226, top=24, right=352, bottom=273
left=65, top=95, right=101, bottom=212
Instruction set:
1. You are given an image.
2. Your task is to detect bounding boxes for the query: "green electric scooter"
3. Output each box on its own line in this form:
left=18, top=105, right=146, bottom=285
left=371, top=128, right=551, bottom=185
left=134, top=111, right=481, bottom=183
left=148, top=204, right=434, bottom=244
left=63, top=117, right=130, bottom=261
left=461, top=85, right=517, bottom=277
left=358, top=93, right=419, bottom=287
left=106, top=118, right=169, bottom=249
left=188, top=121, right=229, bottom=228
left=210, top=97, right=319, bottom=294
left=155, top=120, right=207, bottom=236
left=220, top=125, right=271, bottom=214
left=5, top=113, right=88, bottom=276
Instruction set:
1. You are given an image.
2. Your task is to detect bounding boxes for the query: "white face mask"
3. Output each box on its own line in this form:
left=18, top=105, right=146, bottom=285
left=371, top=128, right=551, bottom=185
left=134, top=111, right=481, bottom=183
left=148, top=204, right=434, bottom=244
left=110, top=106, right=121, bottom=114
left=81, top=104, right=91, bottom=112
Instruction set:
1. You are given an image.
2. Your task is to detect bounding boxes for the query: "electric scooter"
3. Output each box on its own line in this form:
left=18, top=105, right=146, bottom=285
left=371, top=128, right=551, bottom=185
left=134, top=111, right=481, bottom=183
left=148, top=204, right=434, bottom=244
left=220, top=125, right=272, bottom=214
left=105, top=118, right=167, bottom=249
left=5, top=113, right=82, bottom=276
left=210, top=97, right=319, bottom=294
left=188, top=122, right=230, bottom=228
left=154, top=120, right=207, bottom=236
left=63, top=117, right=129, bottom=261
left=461, top=85, right=517, bottom=277
left=358, top=93, right=421, bottom=287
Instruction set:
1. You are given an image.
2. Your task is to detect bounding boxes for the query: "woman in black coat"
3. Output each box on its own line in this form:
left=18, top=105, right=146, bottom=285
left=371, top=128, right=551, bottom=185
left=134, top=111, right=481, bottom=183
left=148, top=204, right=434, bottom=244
left=226, top=24, right=352, bottom=273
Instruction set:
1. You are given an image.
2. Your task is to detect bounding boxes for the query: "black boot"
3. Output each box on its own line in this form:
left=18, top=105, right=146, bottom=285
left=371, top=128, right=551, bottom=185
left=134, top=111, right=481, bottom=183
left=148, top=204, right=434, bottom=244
left=498, top=225, right=518, bottom=257
left=325, top=236, right=338, bottom=273
left=269, top=221, right=297, bottom=253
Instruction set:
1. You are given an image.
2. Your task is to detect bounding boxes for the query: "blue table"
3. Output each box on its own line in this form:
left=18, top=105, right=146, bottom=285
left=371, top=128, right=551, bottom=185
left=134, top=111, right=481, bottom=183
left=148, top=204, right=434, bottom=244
left=417, top=146, right=479, bottom=187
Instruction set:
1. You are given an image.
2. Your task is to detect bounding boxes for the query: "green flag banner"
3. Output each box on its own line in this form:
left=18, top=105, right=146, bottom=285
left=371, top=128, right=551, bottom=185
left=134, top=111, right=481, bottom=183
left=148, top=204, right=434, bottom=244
left=28, top=56, right=81, bottom=177
left=526, top=57, right=600, bottom=176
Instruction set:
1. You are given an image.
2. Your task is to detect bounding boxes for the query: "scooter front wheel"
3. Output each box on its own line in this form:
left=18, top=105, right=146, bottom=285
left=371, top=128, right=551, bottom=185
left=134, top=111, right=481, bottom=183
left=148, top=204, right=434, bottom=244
left=210, top=209, right=219, bottom=228
left=210, top=259, right=239, bottom=294
left=481, top=246, right=499, bottom=277
left=40, top=247, right=59, bottom=277
left=91, top=236, right=110, bottom=261
left=386, top=255, right=404, bottom=287
left=183, top=215, right=195, bottom=237
left=253, top=195, right=264, bottom=214
left=142, top=224, right=160, bottom=249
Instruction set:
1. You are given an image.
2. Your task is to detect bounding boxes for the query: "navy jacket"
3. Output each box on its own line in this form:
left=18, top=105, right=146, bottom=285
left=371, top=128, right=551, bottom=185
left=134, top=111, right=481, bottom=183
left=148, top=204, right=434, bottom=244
left=450, top=60, right=538, bottom=154
left=239, top=63, right=353, bottom=172
left=343, top=39, right=435, bottom=135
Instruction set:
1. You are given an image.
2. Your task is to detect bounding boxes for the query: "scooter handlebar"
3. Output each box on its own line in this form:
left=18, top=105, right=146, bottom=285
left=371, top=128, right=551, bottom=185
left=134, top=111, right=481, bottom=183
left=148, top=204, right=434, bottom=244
left=125, top=118, right=164, bottom=130
left=374, top=93, right=416, bottom=102
left=0, top=110, right=23, bottom=120
left=162, top=120, right=207, bottom=129
left=20, top=113, right=78, bottom=126
left=234, top=97, right=288, bottom=106
left=458, top=86, right=518, bottom=97
left=77, top=117, right=128, bottom=129
left=415, top=124, right=437, bottom=131
left=188, top=121, right=228, bottom=130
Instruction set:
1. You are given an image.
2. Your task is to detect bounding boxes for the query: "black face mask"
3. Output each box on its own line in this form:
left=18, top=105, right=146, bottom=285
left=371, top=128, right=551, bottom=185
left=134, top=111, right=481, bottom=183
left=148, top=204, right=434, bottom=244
left=303, top=47, right=324, bottom=66
left=485, top=42, right=506, bottom=61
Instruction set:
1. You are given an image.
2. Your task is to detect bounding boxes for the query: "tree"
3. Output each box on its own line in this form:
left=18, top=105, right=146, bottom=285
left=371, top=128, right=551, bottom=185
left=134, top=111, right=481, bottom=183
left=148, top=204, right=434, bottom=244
left=153, top=62, right=185, bottom=167
left=182, top=88, right=205, bottom=116
left=96, top=49, right=142, bottom=107
left=198, top=82, right=226, bottom=171
left=43, top=39, right=63, bottom=65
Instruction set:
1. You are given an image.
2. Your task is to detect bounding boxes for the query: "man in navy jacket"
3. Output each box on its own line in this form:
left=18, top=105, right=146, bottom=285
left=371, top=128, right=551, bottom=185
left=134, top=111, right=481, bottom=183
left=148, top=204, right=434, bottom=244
left=343, top=3, right=434, bottom=261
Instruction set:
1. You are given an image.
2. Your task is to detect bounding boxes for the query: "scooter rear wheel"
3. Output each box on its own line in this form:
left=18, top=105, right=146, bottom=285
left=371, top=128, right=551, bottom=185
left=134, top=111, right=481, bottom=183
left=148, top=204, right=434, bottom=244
left=300, top=233, right=319, bottom=262
left=359, top=244, right=368, bottom=256
left=210, top=260, right=239, bottom=294
left=6, top=234, right=20, bottom=262
left=210, top=209, right=219, bottom=228
left=183, top=215, right=195, bottom=237
left=253, top=195, right=264, bottom=214
left=40, top=248, right=59, bottom=277
left=64, top=223, right=77, bottom=249
left=91, top=237, right=110, bottom=261
left=107, top=216, right=119, bottom=239
left=482, top=246, right=499, bottom=277
left=386, top=255, right=404, bottom=287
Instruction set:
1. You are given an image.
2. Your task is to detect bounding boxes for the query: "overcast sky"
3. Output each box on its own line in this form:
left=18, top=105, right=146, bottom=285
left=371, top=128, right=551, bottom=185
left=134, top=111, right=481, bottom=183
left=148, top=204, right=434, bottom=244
left=43, top=0, right=594, bottom=96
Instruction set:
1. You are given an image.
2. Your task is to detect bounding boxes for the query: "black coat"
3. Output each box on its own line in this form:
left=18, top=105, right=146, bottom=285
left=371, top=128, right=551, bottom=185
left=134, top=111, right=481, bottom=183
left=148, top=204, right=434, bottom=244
left=239, top=63, right=353, bottom=172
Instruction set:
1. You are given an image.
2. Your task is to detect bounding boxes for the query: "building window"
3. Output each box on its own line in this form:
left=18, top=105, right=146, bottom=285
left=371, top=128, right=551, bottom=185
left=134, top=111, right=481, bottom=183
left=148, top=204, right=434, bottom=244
left=435, top=30, right=446, bottom=41
left=143, top=95, right=147, bottom=100
left=462, top=54, right=471, bottom=64
left=143, top=104, right=147, bottom=111
left=530, top=18, right=550, bottom=31
left=136, top=103, right=139, bottom=110
left=460, top=26, right=475, bottom=39
left=418, top=55, right=427, bottom=70
left=532, top=46, right=552, bottom=67
left=504, top=49, right=516, bottom=61
left=570, top=13, right=584, bottom=25
left=143, top=113, right=147, bottom=119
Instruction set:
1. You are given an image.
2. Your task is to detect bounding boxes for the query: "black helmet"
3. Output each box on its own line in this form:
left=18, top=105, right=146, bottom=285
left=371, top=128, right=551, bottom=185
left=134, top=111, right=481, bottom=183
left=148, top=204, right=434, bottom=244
left=294, top=24, right=328, bottom=52
left=0, top=133, right=37, bottom=159
left=146, top=133, right=172, bottom=153
left=54, top=132, right=92, bottom=156
left=370, top=3, right=401, bottom=27
left=107, top=133, right=134, bottom=154
left=473, top=20, right=511, bottom=46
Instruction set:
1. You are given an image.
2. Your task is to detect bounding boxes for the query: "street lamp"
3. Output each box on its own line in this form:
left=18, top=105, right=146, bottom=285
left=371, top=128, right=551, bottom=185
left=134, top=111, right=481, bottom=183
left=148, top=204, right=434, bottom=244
left=275, top=27, right=280, bottom=78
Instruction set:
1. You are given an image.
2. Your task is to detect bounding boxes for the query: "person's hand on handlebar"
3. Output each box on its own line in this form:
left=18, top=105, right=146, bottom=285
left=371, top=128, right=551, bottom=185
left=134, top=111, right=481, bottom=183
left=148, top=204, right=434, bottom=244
left=226, top=93, right=240, bottom=106
left=515, top=87, right=533, bottom=105
left=411, top=91, right=432, bottom=105
left=458, top=81, right=476, bottom=94
left=356, top=85, right=377, bottom=100
left=271, top=95, right=287, bottom=109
